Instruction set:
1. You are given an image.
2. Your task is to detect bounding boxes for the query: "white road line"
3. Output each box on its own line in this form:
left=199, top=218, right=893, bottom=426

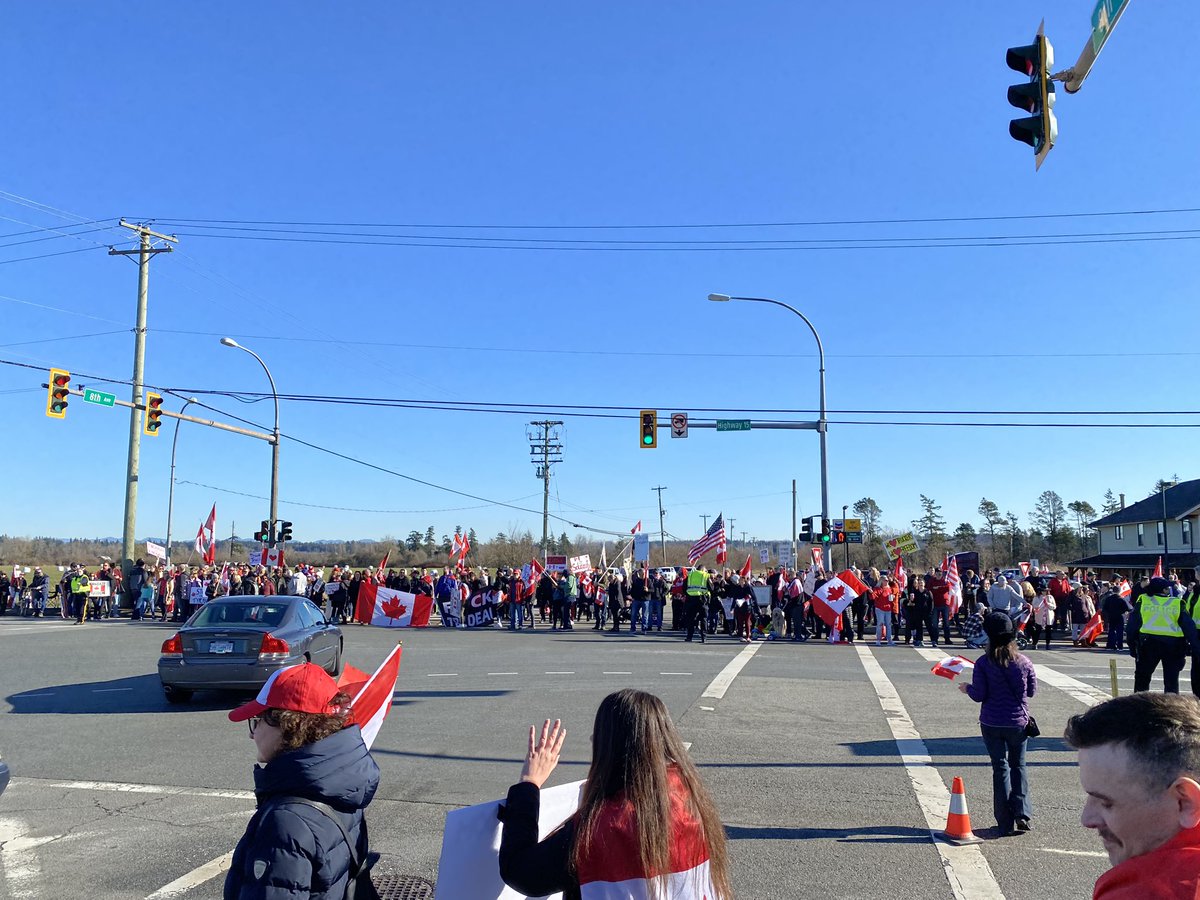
left=426, top=673, right=458, bottom=677
left=912, top=647, right=1111, bottom=707
left=145, top=850, right=235, bottom=899
left=1040, top=848, right=1107, bottom=858
left=699, top=706, right=715, bottom=711
left=0, top=817, right=49, bottom=899
left=11, top=777, right=255, bottom=801
left=486, top=672, right=518, bottom=676
left=855, top=644, right=1005, bottom=900
left=659, top=672, right=692, bottom=676
left=603, top=671, right=632, bottom=675
left=682, top=742, right=693, bottom=751
left=701, top=641, right=762, bottom=700
left=545, top=671, right=575, bottom=675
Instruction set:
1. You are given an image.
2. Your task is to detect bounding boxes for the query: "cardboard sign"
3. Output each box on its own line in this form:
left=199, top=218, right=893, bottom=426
left=544, top=555, right=568, bottom=573
left=569, top=554, right=592, bottom=575
left=884, top=532, right=921, bottom=561
left=811, top=548, right=823, bottom=568
left=88, top=580, right=111, bottom=598
left=435, top=780, right=583, bottom=900
left=633, top=532, right=650, bottom=562
left=759, top=548, right=770, bottom=564
left=146, top=541, right=167, bottom=561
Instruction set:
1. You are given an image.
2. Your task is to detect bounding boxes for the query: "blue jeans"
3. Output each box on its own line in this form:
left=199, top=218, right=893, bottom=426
left=981, top=724, right=1031, bottom=832
left=931, top=606, right=951, bottom=644
left=509, top=601, right=524, bottom=629
left=631, top=599, right=645, bottom=631
left=648, top=600, right=663, bottom=629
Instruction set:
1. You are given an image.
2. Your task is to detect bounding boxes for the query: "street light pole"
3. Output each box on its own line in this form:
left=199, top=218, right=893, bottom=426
left=164, top=397, right=199, bottom=568
left=708, top=293, right=829, bottom=523
left=843, top=503, right=850, bottom=569
left=220, top=338, right=280, bottom=541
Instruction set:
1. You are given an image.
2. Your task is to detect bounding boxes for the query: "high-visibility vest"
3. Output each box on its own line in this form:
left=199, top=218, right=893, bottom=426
left=70, top=574, right=89, bottom=594
left=1185, top=588, right=1200, bottom=621
left=686, top=569, right=709, bottom=597
left=1140, top=594, right=1184, bottom=638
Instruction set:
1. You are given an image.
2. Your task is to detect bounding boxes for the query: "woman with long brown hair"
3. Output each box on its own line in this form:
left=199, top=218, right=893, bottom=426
left=499, top=688, right=731, bottom=899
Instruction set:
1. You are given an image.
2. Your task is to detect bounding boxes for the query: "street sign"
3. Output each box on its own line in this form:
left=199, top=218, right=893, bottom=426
left=715, top=419, right=751, bottom=432
left=843, top=518, right=862, bottom=533
left=670, top=412, right=689, bottom=439
left=832, top=519, right=844, bottom=531
left=83, top=389, right=116, bottom=407
left=847, top=533, right=863, bottom=544
left=1090, top=0, right=1128, bottom=53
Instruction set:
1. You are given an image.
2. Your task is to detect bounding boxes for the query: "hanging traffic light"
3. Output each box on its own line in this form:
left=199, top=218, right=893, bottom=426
left=278, top=521, right=293, bottom=542
left=143, top=392, right=164, bottom=436
left=798, top=517, right=814, bottom=544
left=253, top=520, right=270, bottom=543
left=46, top=368, right=70, bottom=419
left=820, top=518, right=832, bottom=544
left=640, top=410, right=658, bottom=449
left=1007, top=27, right=1057, bottom=169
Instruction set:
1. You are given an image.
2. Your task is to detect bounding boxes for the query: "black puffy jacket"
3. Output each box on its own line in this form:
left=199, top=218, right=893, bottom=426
left=225, top=725, right=380, bottom=900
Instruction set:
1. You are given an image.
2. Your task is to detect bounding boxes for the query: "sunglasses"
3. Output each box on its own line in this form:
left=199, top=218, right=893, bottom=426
left=247, top=710, right=280, bottom=735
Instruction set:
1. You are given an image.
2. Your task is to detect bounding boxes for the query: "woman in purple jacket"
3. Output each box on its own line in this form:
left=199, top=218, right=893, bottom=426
left=959, top=611, right=1038, bottom=836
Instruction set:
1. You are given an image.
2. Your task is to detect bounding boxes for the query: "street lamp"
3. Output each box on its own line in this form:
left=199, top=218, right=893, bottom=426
left=708, top=293, right=829, bottom=524
left=164, top=397, right=199, bottom=568
left=843, top=503, right=850, bottom=569
left=220, top=337, right=281, bottom=540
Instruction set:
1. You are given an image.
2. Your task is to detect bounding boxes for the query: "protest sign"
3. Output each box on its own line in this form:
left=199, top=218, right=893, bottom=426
left=884, top=532, right=921, bottom=561
left=88, top=580, right=111, bottom=598
left=544, top=555, right=568, bottom=573
left=464, top=592, right=496, bottom=628
left=569, top=554, right=592, bottom=575
left=146, top=541, right=166, bottom=561
left=435, top=780, right=583, bottom=900
left=759, top=548, right=770, bottom=564
left=633, top=532, right=650, bottom=562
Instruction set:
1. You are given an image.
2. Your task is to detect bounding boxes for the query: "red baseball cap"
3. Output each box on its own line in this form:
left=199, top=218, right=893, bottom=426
left=228, top=663, right=340, bottom=722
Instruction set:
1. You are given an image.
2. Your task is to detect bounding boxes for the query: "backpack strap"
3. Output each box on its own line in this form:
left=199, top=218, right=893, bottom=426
left=260, top=796, right=362, bottom=882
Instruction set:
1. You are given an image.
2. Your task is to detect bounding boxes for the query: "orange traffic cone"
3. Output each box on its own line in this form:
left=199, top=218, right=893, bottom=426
left=937, top=776, right=982, bottom=845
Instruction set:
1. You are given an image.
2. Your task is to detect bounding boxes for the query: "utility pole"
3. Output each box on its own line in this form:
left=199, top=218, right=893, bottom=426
left=230, top=520, right=236, bottom=562
left=791, top=479, right=798, bottom=568
left=651, top=486, right=668, bottom=565
left=700, top=514, right=709, bottom=532
left=109, top=220, right=177, bottom=595
left=728, top=517, right=736, bottom=554
left=526, top=421, right=563, bottom=556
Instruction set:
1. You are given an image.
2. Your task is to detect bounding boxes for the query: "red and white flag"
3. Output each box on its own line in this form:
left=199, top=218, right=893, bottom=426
left=811, top=547, right=824, bottom=569
left=522, top=557, right=545, bottom=600
left=194, top=504, right=217, bottom=565
left=357, top=582, right=433, bottom=628
left=338, top=644, right=403, bottom=750
left=1118, top=578, right=1131, bottom=599
left=1154, top=557, right=1164, bottom=578
left=945, top=554, right=963, bottom=615
left=1078, top=612, right=1105, bottom=646
left=631, top=520, right=642, bottom=535
left=450, top=533, right=470, bottom=562
left=375, top=550, right=390, bottom=580
left=812, top=569, right=869, bottom=627
left=738, top=554, right=753, bottom=580
left=259, top=546, right=284, bottom=567
left=931, top=655, right=975, bottom=680
left=893, top=556, right=907, bottom=590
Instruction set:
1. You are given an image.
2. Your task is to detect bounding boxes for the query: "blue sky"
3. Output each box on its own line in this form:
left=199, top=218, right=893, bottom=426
left=2, top=2, right=1198, bottom=547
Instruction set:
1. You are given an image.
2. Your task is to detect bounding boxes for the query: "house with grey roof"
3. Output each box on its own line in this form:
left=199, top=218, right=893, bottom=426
left=1071, top=479, right=1200, bottom=575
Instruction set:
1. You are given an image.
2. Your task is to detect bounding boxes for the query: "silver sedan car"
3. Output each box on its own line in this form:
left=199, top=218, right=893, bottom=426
left=158, top=596, right=342, bottom=703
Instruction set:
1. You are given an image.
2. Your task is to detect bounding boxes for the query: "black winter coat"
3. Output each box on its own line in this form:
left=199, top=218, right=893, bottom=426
left=225, top=725, right=380, bottom=900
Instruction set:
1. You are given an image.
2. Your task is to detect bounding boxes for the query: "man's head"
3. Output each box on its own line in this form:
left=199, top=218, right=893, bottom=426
left=1065, top=693, right=1200, bottom=866
left=1148, top=576, right=1172, bottom=596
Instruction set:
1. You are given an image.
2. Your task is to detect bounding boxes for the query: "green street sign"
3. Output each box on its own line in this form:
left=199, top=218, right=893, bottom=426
left=715, top=419, right=751, bottom=432
left=83, top=389, right=115, bottom=407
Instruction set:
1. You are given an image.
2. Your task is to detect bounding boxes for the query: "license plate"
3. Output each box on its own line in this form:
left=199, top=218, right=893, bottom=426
left=209, top=640, right=234, bottom=654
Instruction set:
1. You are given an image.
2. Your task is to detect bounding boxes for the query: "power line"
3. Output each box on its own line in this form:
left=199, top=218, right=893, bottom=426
left=175, top=479, right=542, bottom=514
left=0, top=245, right=107, bottom=266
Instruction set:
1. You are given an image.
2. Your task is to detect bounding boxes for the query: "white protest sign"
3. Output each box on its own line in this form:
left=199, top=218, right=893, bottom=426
left=759, top=548, right=770, bottom=564
left=435, top=779, right=583, bottom=900
left=633, top=532, right=650, bottom=562
left=146, top=541, right=167, bottom=561
left=544, top=555, right=568, bottom=573
left=569, top=554, right=592, bottom=575
left=88, top=580, right=112, bottom=598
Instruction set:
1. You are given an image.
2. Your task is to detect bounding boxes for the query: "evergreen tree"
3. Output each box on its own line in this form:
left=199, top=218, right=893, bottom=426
left=1101, top=489, right=1122, bottom=515
left=912, top=495, right=948, bottom=565
left=953, top=522, right=978, bottom=552
left=978, top=498, right=1005, bottom=567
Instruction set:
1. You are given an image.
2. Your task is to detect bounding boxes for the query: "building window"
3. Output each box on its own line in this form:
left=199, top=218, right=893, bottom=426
left=1158, top=521, right=1166, bottom=545
left=1137, top=523, right=1145, bottom=547
left=1185, top=520, right=1192, bottom=546
left=1115, top=525, right=1124, bottom=541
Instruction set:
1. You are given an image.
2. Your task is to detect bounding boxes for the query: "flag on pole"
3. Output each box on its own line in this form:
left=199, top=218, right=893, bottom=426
left=1078, top=612, right=1105, bottom=646
left=893, top=556, right=907, bottom=590
left=738, top=554, right=753, bottom=580
left=522, top=557, right=545, bottom=600
left=631, top=520, right=642, bottom=534
left=1154, top=557, right=1164, bottom=578
left=259, top=546, right=284, bottom=567
left=945, top=554, right=963, bottom=615
left=812, top=569, right=869, bottom=628
left=1118, top=578, right=1131, bottom=599
left=194, top=504, right=217, bottom=565
left=375, top=550, right=390, bottom=581
left=931, top=655, right=975, bottom=680
left=356, top=582, right=433, bottom=628
left=688, top=514, right=725, bottom=565
left=450, top=532, right=470, bottom=563
left=338, top=644, right=403, bottom=750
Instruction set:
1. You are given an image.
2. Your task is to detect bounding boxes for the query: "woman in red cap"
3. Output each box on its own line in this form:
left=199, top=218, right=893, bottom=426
left=225, top=662, right=379, bottom=900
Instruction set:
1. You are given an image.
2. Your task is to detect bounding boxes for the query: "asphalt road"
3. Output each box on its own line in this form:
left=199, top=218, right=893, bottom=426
left=0, top=614, right=1157, bottom=899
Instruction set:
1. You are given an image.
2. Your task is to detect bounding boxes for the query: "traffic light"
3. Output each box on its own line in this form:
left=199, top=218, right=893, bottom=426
left=143, top=392, right=164, bottom=436
left=639, top=410, right=657, bottom=449
left=1007, top=29, right=1057, bottom=169
left=278, top=521, right=293, bottom=542
left=253, top=520, right=270, bottom=543
left=798, top=517, right=814, bottom=543
left=820, top=518, right=832, bottom=544
left=46, top=368, right=70, bottom=419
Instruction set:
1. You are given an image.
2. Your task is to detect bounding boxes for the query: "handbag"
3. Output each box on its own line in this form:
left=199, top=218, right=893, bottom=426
left=998, top=660, right=1039, bottom=738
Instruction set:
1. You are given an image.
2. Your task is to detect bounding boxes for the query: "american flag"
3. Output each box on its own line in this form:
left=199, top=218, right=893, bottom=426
left=945, top=553, right=963, bottom=615
left=688, top=514, right=726, bottom=565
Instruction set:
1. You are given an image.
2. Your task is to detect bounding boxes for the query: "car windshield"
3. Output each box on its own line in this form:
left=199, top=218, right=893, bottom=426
left=190, top=602, right=289, bottom=628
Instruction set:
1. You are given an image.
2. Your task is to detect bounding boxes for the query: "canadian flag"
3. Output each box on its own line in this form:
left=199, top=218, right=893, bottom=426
left=1154, top=557, right=1164, bottom=578
left=338, top=644, right=403, bottom=750
left=812, top=569, right=869, bottom=627
left=357, top=582, right=433, bottom=628
left=194, top=505, right=216, bottom=565
left=259, top=547, right=284, bottom=567
left=1078, top=612, right=1105, bottom=646
left=450, top=533, right=470, bottom=562
left=631, top=520, right=642, bottom=534
left=1118, top=578, right=1132, bottom=599
left=375, top=550, right=390, bottom=580
left=522, top=557, right=545, bottom=600
left=931, top=655, right=975, bottom=681
left=738, top=554, right=753, bottom=580
left=893, top=556, right=908, bottom=590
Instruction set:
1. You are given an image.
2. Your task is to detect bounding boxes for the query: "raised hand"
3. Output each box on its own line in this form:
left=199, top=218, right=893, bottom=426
left=520, top=718, right=566, bottom=788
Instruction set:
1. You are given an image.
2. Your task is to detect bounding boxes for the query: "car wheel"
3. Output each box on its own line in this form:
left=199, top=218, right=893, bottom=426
left=164, top=686, right=192, bottom=704
left=328, top=643, right=341, bottom=677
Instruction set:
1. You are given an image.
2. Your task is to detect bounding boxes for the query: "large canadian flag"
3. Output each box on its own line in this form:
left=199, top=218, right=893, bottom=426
left=338, top=644, right=403, bottom=750
left=259, top=546, right=284, bottom=567
left=357, top=582, right=432, bottom=628
left=812, top=569, right=869, bottom=627
left=195, top=504, right=217, bottom=565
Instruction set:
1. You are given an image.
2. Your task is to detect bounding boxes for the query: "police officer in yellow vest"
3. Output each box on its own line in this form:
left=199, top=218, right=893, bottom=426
left=684, top=567, right=711, bottom=644
left=1129, top=576, right=1200, bottom=693
left=1187, top=567, right=1200, bottom=697
left=69, top=564, right=92, bottom=625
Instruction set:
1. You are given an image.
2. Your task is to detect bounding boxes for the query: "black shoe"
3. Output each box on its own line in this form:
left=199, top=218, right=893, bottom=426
left=1015, top=817, right=1031, bottom=832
